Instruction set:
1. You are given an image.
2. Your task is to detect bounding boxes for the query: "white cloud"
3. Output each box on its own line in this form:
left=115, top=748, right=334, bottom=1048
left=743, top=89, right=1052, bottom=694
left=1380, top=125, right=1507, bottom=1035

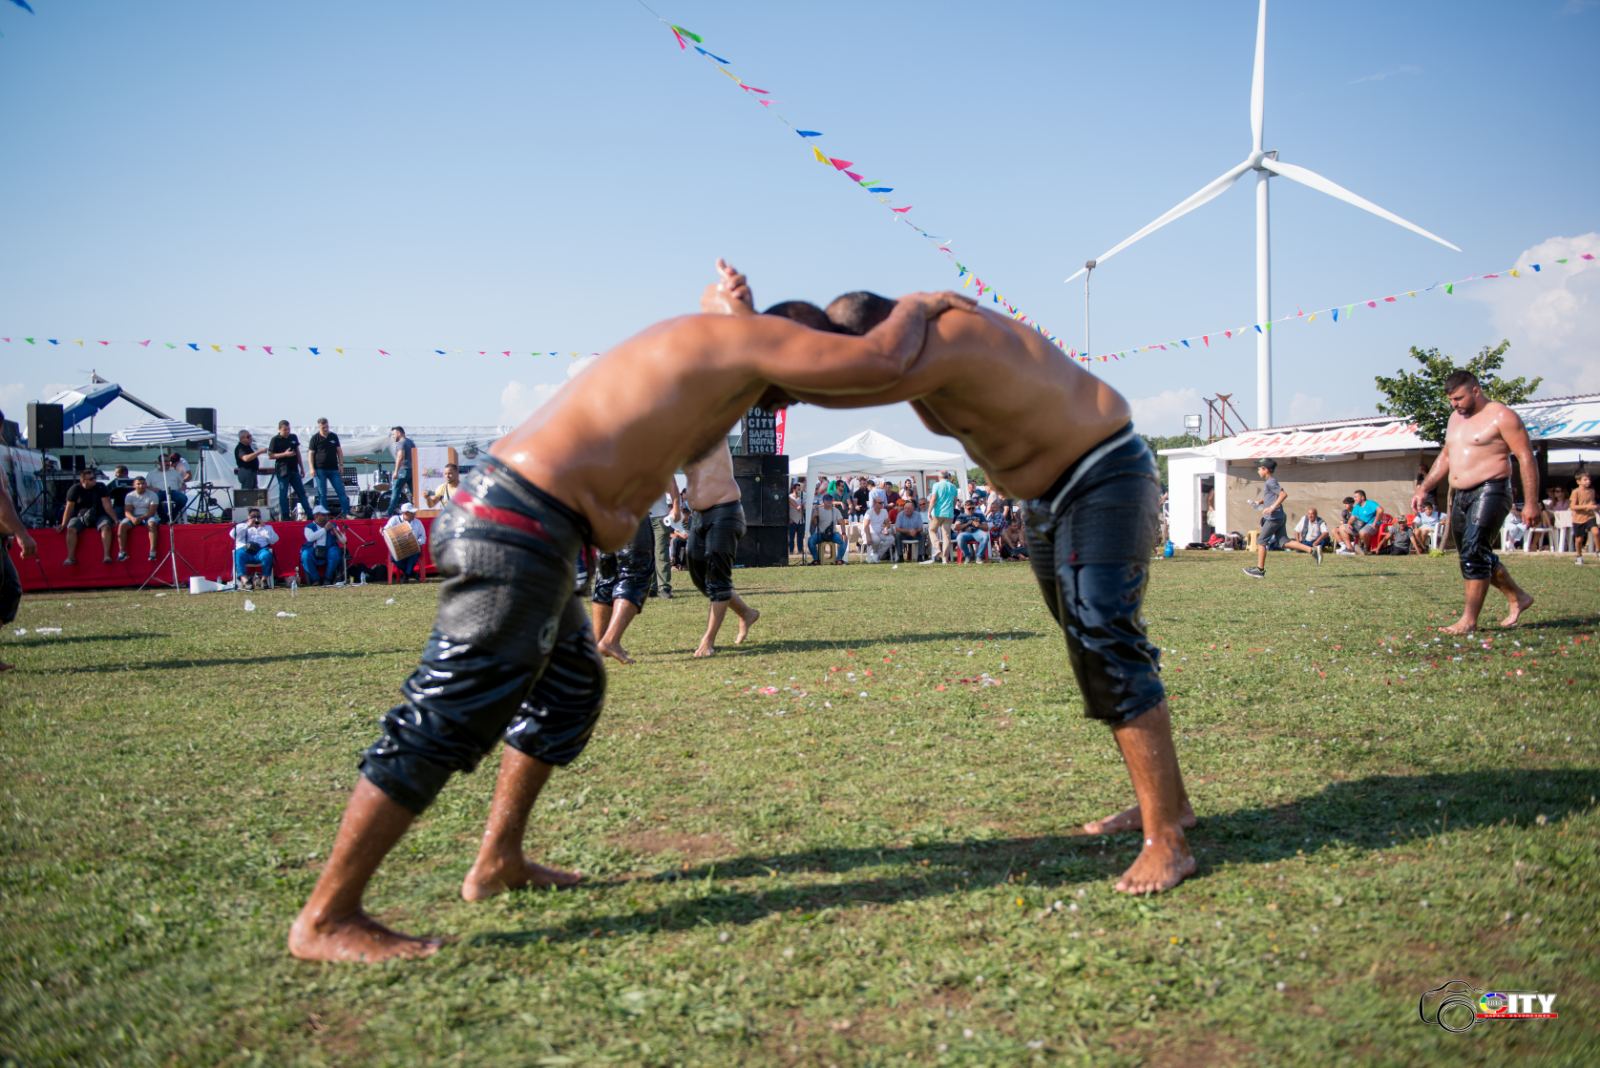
left=1286, top=391, right=1327, bottom=424
left=1128, top=387, right=1204, bottom=436
left=0, top=383, right=24, bottom=417
left=498, top=380, right=560, bottom=427
left=1466, top=233, right=1600, bottom=395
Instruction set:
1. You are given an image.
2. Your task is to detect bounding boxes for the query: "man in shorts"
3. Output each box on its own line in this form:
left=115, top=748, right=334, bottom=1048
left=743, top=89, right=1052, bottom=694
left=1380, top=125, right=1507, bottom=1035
left=738, top=270, right=1196, bottom=895
left=1241, top=458, right=1288, bottom=578
left=288, top=275, right=972, bottom=962
left=682, top=436, right=760, bottom=658
left=59, top=468, right=116, bottom=566
left=1413, top=369, right=1538, bottom=633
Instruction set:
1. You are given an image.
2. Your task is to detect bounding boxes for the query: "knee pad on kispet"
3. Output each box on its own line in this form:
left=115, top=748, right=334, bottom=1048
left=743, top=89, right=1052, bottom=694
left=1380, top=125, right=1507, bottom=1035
left=503, top=628, right=606, bottom=767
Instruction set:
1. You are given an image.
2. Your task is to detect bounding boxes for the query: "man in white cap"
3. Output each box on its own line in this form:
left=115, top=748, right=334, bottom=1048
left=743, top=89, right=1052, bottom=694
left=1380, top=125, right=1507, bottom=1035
left=301, top=505, right=348, bottom=586
left=383, top=502, right=427, bottom=582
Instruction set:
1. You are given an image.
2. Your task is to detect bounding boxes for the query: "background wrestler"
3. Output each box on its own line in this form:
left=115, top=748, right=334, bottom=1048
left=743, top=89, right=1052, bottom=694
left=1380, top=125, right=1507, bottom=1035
left=681, top=411, right=759, bottom=658
left=742, top=272, right=1196, bottom=895
left=593, top=486, right=676, bottom=665
left=289, top=283, right=972, bottom=962
left=1413, top=370, right=1538, bottom=634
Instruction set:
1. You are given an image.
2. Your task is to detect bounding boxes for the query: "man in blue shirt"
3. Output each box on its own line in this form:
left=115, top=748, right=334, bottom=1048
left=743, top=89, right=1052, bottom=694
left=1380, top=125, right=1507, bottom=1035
left=1336, top=488, right=1381, bottom=555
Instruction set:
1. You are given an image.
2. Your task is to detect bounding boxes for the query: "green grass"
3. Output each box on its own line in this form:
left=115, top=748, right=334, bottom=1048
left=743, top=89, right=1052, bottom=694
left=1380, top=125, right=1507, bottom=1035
left=2, top=552, right=1597, bottom=1065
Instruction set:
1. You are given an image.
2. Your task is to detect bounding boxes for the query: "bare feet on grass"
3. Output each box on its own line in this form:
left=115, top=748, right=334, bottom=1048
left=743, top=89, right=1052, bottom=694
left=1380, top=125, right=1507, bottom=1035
left=1439, top=617, right=1477, bottom=636
left=735, top=607, right=760, bottom=645
left=1499, top=591, right=1534, bottom=629
left=1114, top=832, right=1197, bottom=895
left=693, top=639, right=717, bottom=658
left=461, top=855, right=584, bottom=902
left=1082, top=800, right=1197, bottom=837
left=288, top=909, right=442, bottom=963
left=597, top=638, right=634, bottom=665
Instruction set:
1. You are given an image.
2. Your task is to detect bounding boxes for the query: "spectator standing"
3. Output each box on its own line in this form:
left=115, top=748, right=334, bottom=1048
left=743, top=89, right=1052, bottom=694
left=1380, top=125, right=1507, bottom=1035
left=647, top=481, right=680, bottom=598
left=117, top=475, right=163, bottom=562
left=1242, top=458, right=1288, bottom=579
left=1284, top=507, right=1329, bottom=562
left=809, top=493, right=848, bottom=564
left=309, top=417, right=350, bottom=516
left=301, top=505, right=347, bottom=586
left=269, top=420, right=313, bottom=521
left=385, top=426, right=416, bottom=516
left=231, top=507, right=279, bottom=589
left=1571, top=472, right=1596, bottom=564
left=383, top=502, right=427, bottom=580
left=851, top=476, right=871, bottom=519
left=894, top=497, right=926, bottom=561
left=60, top=468, right=116, bottom=566
left=234, top=429, right=266, bottom=491
left=929, top=469, right=959, bottom=563
left=787, top=483, right=805, bottom=555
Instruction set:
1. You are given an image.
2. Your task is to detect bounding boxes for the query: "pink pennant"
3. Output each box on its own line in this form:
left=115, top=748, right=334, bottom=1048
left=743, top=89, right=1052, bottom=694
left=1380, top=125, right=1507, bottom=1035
left=378, top=349, right=390, bottom=356
left=139, top=339, right=151, bottom=347
left=891, top=205, right=913, bottom=213
left=1583, top=253, right=1595, bottom=260
left=1366, top=300, right=1377, bottom=307
left=739, top=84, right=770, bottom=94
left=1383, top=296, right=1397, bottom=303
left=1202, top=335, right=1210, bottom=347
left=758, top=99, right=773, bottom=107
left=1483, top=273, right=1499, bottom=279
left=844, top=171, right=863, bottom=182
left=263, top=346, right=273, bottom=354
left=830, top=158, right=853, bottom=171
left=672, top=28, right=687, bottom=50
left=1224, top=330, right=1233, bottom=338
left=236, top=344, right=247, bottom=351
left=501, top=350, right=511, bottom=357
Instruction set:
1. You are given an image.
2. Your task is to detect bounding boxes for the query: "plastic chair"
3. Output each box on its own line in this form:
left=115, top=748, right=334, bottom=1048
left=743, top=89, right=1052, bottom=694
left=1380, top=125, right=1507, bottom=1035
left=1551, top=511, right=1574, bottom=553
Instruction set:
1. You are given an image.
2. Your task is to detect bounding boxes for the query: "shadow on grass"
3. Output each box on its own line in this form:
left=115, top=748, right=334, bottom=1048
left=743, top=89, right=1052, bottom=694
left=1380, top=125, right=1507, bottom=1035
left=31, top=650, right=372, bottom=674
left=1496, top=615, right=1596, bottom=632
left=6, top=633, right=172, bottom=645
left=473, top=768, right=1599, bottom=947
left=747, top=630, right=1042, bottom=655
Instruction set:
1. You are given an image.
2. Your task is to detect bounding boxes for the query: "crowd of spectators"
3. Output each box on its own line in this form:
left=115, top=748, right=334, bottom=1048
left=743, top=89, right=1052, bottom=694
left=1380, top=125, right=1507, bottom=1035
left=791, top=470, right=1028, bottom=566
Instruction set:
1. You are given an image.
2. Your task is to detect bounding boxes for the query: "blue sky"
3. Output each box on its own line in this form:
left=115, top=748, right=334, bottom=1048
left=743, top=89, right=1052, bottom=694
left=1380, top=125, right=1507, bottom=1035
left=2, top=0, right=1597, bottom=456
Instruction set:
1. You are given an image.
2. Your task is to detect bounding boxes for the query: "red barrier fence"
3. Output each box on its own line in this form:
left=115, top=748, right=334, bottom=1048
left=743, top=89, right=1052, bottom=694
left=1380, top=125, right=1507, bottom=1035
left=10, top=518, right=432, bottom=592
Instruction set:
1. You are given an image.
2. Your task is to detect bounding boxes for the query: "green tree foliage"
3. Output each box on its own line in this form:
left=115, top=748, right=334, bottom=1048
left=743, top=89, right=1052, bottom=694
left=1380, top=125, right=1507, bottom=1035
left=1142, top=434, right=1204, bottom=488
left=1374, top=340, right=1542, bottom=445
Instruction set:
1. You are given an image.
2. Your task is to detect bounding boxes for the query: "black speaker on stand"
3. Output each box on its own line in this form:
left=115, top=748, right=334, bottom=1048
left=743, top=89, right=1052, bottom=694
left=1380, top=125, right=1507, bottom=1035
left=732, top=454, right=791, bottom=567
left=185, top=407, right=217, bottom=436
left=27, top=402, right=64, bottom=450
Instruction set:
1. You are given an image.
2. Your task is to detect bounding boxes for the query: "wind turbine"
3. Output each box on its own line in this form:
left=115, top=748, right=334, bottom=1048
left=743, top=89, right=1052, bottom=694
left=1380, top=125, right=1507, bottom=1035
left=1066, top=0, right=1459, bottom=428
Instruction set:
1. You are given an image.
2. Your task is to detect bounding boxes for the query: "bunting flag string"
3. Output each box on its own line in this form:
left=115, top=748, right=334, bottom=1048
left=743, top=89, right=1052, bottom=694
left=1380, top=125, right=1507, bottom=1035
left=5, top=250, right=1590, bottom=363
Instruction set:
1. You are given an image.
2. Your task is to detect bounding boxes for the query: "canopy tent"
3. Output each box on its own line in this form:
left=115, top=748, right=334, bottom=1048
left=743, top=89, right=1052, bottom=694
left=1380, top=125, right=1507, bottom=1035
left=792, top=429, right=969, bottom=524
left=44, top=373, right=171, bottom=433
left=106, top=418, right=239, bottom=494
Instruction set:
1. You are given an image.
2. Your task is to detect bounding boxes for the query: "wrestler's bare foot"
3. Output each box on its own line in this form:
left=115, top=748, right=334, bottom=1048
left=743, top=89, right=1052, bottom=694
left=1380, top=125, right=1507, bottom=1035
left=735, top=607, right=759, bottom=645
left=596, top=638, right=635, bottom=665
left=1438, top=616, right=1477, bottom=636
left=288, top=909, right=442, bottom=963
left=461, top=854, right=584, bottom=902
left=1498, top=591, right=1534, bottom=629
left=1114, top=832, right=1196, bottom=895
left=693, top=639, right=717, bottom=658
left=1083, top=800, right=1197, bottom=836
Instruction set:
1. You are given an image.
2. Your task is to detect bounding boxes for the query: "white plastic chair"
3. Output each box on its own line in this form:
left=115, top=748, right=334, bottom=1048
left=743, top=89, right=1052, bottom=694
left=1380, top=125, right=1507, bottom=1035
left=1551, top=511, right=1574, bottom=553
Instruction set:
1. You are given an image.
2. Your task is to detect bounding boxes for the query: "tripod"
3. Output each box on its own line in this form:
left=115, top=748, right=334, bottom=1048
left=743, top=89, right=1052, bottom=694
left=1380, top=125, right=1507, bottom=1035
left=139, top=474, right=200, bottom=592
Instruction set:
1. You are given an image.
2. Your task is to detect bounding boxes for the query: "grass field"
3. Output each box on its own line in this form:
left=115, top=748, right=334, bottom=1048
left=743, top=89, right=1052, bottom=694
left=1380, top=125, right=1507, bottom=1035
left=2, top=551, right=1597, bottom=1065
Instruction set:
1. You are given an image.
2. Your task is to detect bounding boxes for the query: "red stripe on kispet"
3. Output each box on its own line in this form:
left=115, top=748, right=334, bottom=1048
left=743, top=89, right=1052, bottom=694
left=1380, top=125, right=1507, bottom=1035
left=451, top=492, right=552, bottom=542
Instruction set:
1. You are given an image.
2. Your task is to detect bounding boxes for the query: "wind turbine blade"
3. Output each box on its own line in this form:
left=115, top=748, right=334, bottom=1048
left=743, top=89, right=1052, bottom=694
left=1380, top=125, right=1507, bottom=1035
left=1064, top=159, right=1253, bottom=282
left=1251, top=0, right=1267, bottom=150
left=1260, top=157, right=1461, bottom=252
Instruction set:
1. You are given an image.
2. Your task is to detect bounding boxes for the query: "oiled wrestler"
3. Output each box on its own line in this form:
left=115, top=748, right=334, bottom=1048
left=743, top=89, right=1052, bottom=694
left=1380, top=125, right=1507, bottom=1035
left=288, top=285, right=972, bottom=962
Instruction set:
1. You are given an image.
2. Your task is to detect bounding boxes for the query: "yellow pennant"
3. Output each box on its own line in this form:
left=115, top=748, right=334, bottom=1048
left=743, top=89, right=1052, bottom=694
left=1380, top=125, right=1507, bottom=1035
left=335, top=347, right=344, bottom=354
left=812, top=146, right=828, bottom=165
left=1509, top=268, right=1521, bottom=278
left=1307, top=312, right=1317, bottom=322
left=210, top=344, right=221, bottom=352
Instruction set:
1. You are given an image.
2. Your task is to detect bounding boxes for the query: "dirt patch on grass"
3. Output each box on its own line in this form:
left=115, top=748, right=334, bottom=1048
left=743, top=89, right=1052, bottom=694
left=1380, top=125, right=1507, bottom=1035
left=609, top=829, right=735, bottom=861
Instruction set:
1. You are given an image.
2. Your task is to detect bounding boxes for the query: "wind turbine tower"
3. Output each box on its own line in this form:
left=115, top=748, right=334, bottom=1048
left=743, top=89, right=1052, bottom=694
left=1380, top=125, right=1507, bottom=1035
left=1067, top=0, right=1459, bottom=428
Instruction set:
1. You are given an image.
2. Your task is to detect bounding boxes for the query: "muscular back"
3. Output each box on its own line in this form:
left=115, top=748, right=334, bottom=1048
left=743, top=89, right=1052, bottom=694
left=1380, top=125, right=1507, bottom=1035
left=684, top=441, right=741, bottom=511
left=1443, top=402, right=1521, bottom=490
left=793, top=308, right=1132, bottom=500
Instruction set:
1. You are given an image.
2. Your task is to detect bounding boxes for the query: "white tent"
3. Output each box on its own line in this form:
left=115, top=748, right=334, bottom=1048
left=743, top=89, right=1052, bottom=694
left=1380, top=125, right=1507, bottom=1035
left=793, top=429, right=969, bottom=523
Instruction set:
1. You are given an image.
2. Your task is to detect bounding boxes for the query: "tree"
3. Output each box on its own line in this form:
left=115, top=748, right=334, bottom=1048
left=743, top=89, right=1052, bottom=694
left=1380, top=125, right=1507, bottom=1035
left=1141, top=433, right=1204, bottom=488
left=1373, top=340, right=1542, bottom=445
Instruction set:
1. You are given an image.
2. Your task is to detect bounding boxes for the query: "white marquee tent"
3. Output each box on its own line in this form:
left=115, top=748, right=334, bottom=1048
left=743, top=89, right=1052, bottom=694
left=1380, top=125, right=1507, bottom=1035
left=792, top=429, right=969, bottom=521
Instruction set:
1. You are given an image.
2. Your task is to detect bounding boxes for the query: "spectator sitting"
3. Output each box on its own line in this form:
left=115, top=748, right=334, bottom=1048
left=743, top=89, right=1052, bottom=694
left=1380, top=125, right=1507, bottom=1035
left=107, top=465, right=134, bottom=514
left=1409, top=500, right=1443, bottom=553
left=900, top=477, right=918, bottom=509
left=1376, top=513, right=1412, bottom=555
left=424, top=462, right=462, bottom=508
left=1284, top=507, right=1330, bottom=562
left=966, top=479, right=989, bottom=505
left=894, top=497, right=926, bottom=561
left=869, top=479, right=890, bottom=513
left=60, top=467, right=116, bottom=566
left=809, top=493, right=848, bottom=565
left=301, top=505, right=347, bottom=586
left=863, top=498, right=895, bottom=562
left=881, top=479, right=900, bottom=509
left=383, top=501, right=428, bottom=581
left=986, top=496, right=1008, bottom=536
left=1502, top=506, right=1528, bottom=551
left=1335, top=490, right=1380, bottom=555
left=231, top=507, right=279, bottom=589
left=117, top=475, right=163, bottom=562
left=999, top=513, right=1029, bottom=560
left=955, top=501, right=990, bottom=563
left=148, top=453, right=191, bottom=523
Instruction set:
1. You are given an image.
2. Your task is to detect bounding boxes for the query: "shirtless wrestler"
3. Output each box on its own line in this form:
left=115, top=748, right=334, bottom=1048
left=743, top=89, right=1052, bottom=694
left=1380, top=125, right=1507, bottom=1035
left=1412, top=369, right=1538, bottom=635
left=746, top=273, right=1197, bottom=894
left=592, top=484, right=674, bottom=665
left=288, top=286, right=972, bottom=962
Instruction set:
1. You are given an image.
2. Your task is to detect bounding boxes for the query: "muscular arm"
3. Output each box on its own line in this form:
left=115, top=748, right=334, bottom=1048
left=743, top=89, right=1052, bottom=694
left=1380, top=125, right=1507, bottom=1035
left=1414, top=438, right=1452, bottom=510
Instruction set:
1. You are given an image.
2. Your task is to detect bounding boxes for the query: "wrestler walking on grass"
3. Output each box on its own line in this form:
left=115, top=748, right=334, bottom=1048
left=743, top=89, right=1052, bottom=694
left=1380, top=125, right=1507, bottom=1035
left=288, top=282, right=971, bottom=962
left=751, top=277, right=1197, bottom=895
left=1413, top=369, right=1538, bottom=635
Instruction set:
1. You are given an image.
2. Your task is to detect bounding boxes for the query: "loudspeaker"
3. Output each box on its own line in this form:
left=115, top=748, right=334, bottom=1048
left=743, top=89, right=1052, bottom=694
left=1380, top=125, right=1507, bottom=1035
left=735, top=524, right=790, bottom=568
left=732, top=454, right=791, bottom=526
left=27, top=402, right=64, bottom=450
left=232, top=488, right=267, bottom=508
left=185, top=407, right=217, bottom=436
